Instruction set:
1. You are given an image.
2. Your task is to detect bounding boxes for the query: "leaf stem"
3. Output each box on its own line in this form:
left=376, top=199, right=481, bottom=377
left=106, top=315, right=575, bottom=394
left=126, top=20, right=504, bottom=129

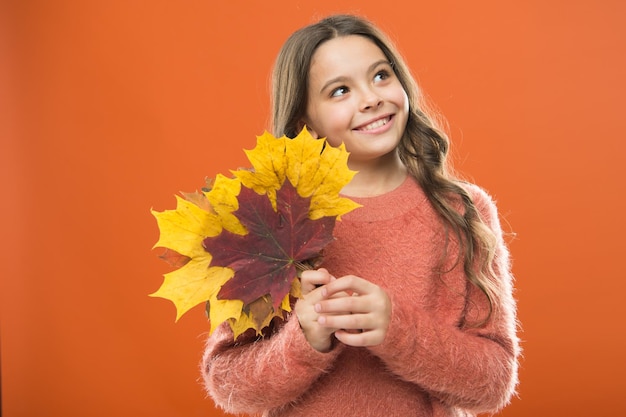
left=294, top=260, right=313, bottom=278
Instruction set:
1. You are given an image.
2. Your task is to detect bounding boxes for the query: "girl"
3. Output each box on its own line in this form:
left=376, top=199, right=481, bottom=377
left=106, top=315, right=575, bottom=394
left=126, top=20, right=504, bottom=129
left=201, top=14, right=519, bottom=417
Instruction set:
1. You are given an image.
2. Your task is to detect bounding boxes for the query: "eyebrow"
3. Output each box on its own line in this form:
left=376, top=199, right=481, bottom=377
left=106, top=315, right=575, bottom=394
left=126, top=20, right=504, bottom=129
left=319, top=59, right=392, bottom=94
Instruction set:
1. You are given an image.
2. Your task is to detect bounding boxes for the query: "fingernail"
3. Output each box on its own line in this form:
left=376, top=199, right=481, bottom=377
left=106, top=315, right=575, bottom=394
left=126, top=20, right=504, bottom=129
left=314, top=303, right=321, bottom=313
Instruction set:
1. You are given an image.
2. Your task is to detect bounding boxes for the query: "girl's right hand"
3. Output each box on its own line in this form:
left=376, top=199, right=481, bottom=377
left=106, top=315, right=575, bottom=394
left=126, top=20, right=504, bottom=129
left=295, top=268, right=338, bottom=352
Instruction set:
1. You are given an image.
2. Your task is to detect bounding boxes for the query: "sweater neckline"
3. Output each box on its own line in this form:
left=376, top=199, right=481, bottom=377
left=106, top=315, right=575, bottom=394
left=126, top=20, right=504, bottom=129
left=341, top=175, right=427, bottom=222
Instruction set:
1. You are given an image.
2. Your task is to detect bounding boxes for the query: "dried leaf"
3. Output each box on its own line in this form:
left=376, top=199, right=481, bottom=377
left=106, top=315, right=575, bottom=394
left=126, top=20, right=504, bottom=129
left=157, top=248, right=191, bottom=269
left=203, top=182, right=336, bottom=309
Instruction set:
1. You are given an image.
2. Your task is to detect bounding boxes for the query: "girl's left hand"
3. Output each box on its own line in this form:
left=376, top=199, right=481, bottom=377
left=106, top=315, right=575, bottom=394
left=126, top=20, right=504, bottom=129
left=315, top=275, right=391, bottom=347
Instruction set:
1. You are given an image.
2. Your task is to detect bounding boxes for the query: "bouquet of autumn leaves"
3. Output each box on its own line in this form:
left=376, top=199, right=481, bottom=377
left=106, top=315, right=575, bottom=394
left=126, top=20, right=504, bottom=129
left=150, top=128, right=361, bottom=339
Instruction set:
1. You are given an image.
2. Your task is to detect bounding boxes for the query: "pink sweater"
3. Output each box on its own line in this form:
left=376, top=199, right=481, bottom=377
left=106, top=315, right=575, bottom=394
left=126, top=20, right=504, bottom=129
left=201, top=176, right=519, bottom=417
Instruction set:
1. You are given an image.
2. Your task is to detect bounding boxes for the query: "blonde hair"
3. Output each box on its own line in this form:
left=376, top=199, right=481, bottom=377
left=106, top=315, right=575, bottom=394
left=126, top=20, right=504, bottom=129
left=272, top=14, right=501, bottom=325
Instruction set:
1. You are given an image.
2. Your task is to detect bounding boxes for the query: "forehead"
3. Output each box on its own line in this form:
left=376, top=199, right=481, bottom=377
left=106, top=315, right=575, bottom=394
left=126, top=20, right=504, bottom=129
left=309, top=35, right=387, bottom=78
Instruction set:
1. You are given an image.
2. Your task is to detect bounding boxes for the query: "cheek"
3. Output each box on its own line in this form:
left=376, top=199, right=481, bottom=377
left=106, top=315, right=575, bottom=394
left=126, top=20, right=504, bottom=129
left=325, top=106, right=354, bottom=130
left=393, top=89, right=410, bottom=127
left=310, top=107, right=350, bottom=139
left=393, top=88, right=409, bottom=111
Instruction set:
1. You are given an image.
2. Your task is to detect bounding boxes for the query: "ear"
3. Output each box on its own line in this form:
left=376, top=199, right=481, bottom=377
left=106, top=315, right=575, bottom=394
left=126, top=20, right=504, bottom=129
left=297, top=120, right=319, bottom=138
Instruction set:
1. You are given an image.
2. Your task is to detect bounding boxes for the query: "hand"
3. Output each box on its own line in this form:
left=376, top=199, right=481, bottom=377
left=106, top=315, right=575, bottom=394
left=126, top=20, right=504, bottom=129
left=315, top=275, right=391, bottom=347
left=295, top=268, right=340, bottom=352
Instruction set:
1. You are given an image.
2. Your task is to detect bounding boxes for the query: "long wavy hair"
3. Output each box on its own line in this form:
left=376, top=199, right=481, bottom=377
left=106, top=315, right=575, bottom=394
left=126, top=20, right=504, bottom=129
left=271, top=14, right=500, bottom=326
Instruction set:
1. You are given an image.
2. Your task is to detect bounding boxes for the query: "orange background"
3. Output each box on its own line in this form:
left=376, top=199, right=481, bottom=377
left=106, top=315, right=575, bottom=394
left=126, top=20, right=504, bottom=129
left=2, top=1, right=625, bottom=416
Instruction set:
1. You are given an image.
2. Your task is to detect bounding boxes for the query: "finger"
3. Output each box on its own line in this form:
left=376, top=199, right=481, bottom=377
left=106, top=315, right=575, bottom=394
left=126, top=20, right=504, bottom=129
left=317, top=312, right=376, bottom=331
left=334, top=329, right=385, bottom=347
left=316, top=294, right=372, bottom=315
left=322, top=275, right=374, bottom=297
left=300, top=268, right=332, bottom=294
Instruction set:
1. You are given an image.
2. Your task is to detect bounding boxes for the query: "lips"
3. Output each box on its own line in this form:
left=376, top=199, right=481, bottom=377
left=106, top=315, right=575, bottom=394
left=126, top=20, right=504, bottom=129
left=354, top=115, right=393, bottom=131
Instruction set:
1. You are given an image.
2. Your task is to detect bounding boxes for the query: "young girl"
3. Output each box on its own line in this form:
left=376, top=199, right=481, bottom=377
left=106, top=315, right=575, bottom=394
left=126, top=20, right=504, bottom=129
left=201, top=14, right=519, bottom=417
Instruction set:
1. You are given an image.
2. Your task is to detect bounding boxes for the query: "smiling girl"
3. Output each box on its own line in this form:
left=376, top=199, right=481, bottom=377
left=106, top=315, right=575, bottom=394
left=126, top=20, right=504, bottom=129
left=201, top=14, right=519, bottom=417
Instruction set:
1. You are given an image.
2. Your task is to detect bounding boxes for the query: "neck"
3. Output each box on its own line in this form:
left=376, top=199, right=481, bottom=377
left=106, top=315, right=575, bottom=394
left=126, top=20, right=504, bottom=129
left=342, top=152, right=408, bottom=197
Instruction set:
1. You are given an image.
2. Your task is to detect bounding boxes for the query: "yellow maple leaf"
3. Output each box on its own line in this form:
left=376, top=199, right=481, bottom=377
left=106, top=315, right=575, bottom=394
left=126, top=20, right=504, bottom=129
left=234, top=128, right=361, bottom=219
left=152, top=195, right=219, bottom=258
left=150, top=194, right=244, bottom=324
left=206, top=174, right=247, bottom=235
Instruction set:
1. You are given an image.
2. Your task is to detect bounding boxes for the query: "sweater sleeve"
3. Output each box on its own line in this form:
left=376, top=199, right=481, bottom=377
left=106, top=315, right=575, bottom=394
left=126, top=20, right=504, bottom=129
left=368, top=184, right=520, bottom=413
left=201, top=312, right=345, bottom=415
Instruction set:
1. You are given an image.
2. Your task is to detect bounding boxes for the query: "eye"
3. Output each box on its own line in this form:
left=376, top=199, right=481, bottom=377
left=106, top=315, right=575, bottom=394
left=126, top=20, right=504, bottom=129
left=330, top=86, right=349, bottom=97
left=374, top=69, right=391, bottom=83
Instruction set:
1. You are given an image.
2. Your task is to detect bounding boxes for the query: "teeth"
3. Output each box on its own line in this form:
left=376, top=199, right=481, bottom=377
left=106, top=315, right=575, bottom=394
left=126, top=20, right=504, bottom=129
left=360, top=117, right=389, bottom=131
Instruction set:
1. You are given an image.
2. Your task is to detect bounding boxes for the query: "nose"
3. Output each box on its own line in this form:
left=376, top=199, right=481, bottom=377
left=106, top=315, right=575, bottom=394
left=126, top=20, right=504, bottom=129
left=360, top=88, right=383, bottom=111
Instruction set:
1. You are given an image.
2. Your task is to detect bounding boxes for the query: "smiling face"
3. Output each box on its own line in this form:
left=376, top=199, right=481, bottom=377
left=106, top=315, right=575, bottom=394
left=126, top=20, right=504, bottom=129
left=301, top=35, right=409, bottom=170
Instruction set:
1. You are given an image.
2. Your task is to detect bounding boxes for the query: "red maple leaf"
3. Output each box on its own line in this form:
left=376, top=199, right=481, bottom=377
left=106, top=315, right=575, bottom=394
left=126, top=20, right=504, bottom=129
left=202, top=181, right=336, bottom=309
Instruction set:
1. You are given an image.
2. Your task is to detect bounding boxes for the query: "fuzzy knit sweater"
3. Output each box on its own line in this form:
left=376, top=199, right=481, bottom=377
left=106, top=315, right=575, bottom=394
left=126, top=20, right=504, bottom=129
left=201, top=176, right=519, bottom=417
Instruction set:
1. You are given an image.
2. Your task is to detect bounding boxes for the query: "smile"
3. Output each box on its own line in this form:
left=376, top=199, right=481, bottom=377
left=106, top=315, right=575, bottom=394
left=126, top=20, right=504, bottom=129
left=355, top=116, right=393, bottom=131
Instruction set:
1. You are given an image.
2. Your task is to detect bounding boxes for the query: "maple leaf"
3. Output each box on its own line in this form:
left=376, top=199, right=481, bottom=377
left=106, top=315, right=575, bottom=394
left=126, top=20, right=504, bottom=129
left=234, top=128, right=361, bottom=219
left=151, top=128, right=361, bottom=339
left=150, top=193, right=244, bottom=330
left=203, top=181, right=336, bottom=310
